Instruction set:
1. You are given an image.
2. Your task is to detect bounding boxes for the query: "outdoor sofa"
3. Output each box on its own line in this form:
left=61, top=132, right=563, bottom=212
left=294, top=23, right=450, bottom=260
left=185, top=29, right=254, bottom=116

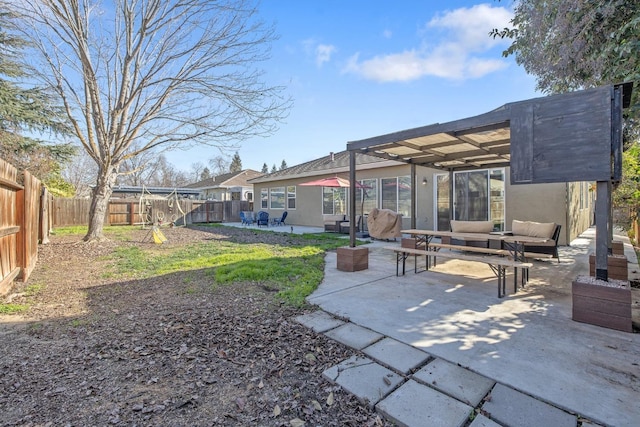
left=323, top=214, right=346, bottom=232
left=445, top=219, right=561, bottom=261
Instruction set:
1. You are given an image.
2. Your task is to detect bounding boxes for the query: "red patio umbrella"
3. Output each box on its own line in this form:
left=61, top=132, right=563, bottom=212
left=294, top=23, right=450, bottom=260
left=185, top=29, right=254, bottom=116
left=299, top=176, right=369, bottom=188
left=299, top=176, right=370, bottom=234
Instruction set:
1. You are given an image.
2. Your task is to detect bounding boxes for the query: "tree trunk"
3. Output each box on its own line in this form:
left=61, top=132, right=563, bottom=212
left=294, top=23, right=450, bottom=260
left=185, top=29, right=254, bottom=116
left=84, top=167, right=118, bottom=242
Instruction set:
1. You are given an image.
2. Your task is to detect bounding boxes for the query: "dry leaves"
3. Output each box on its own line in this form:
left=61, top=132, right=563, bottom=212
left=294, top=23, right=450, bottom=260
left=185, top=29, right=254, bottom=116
left=0, top=226, right=394, bottom=426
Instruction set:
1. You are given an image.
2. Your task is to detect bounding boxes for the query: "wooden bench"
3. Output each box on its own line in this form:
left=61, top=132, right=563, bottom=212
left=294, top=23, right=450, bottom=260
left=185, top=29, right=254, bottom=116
left=384, top=246, right=533, bottom=298
left=413, top=241, right=551, bottom=264
left=404, top=242, right=509, bottom=270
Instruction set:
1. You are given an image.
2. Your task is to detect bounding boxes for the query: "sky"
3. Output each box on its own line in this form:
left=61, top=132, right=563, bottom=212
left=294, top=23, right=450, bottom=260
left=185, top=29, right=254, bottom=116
left=169, top=1, right=542, bottom=174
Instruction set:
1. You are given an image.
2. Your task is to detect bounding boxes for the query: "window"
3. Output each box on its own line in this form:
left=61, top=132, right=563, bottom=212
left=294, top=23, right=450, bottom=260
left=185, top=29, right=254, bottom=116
left=322, top=187, right=347, bottom=215
left=287, top=186, right=296, bottom=209
left=358, top=179, right=377, bottom=215
left=435, top=168, right=505, bottom=231
left=260, top=189, right=268, bottom=209
left=269, top=187, right=285, bottom=209
left=381, top=176, right=411, bottom=217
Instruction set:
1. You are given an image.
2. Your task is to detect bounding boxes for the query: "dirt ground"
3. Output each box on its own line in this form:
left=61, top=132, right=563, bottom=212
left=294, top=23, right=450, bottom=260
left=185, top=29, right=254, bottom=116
left=0, top=226, right=392, bottom=426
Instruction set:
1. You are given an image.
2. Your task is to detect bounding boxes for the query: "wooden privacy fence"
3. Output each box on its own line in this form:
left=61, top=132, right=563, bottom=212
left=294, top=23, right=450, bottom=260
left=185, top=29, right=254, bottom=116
left=52, top=198, right=251, bottom=227
left=0, top=158, right=46, bottom=296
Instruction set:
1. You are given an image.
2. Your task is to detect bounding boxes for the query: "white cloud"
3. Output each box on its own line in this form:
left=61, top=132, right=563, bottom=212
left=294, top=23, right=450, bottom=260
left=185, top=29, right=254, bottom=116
left=343, top=3, right=513, bottom=82
left=302, top=39, right=336, bottom=67
left=316, top=44, right=336, bottom=67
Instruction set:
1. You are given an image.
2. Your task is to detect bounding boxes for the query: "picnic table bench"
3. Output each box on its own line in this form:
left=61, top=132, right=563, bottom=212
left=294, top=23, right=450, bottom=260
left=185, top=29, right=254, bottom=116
left=384, top=245, right=533, bottom=298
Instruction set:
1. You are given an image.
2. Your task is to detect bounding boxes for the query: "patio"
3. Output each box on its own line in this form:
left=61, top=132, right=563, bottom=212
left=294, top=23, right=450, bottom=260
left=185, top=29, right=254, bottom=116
left=308, top=227, right=639, bottom=426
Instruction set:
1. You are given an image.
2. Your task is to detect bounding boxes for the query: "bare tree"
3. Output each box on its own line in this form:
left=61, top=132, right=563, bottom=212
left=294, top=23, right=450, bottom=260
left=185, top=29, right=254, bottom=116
left=117, top=144, right=163, bottom=187
left=11, top=0, right=290, bottom=241
left=61, top=148, right=98, bottom=198
left=209, top=155, right=230, bottom=176
left=190, top=162, right=205, bottom=182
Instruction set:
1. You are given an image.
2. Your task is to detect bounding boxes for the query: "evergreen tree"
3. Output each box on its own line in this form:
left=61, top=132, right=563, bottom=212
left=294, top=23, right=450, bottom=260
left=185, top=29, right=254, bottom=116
left=270, top=164, right=277, bottom=173
left=0, top=11, right=74, bottom=191
left=261, top=163, right=268, bottom=173
left=279, top=159, right=288, bottom=171
left=200, top=167, right=211, bottom=180
left=229, top=152, right=242, bottom=172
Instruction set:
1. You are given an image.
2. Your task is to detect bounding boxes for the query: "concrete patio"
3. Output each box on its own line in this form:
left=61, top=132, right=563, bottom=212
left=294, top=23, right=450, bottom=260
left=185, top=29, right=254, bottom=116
left=304, top=227, right=639, bottom=426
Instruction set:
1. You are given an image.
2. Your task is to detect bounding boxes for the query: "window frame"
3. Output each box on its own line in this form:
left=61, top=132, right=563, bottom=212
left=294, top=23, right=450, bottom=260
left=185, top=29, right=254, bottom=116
left=269, top=186, right=286, bottom=210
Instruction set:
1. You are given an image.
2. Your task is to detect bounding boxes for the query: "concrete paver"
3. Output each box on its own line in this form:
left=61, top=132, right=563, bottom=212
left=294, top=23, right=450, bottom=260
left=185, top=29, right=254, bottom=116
left=376, top=379, right=473, bottom=427
left=413, top=358, right=495, bottom=406
left=481, top=383, right=577, bottom=427
left=294, top=311, right=344, bottom=333
left=468, top=414, right=501, bottom=427
left=362, top=337, right=431, bottom=374
left=322, top=355, right=403, bottom=408
left=324, top=322, right=383, bottom=350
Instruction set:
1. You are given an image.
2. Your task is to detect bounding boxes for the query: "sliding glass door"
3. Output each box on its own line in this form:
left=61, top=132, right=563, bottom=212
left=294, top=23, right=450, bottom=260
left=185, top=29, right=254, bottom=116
left=434, top=169, right=505, bottom=231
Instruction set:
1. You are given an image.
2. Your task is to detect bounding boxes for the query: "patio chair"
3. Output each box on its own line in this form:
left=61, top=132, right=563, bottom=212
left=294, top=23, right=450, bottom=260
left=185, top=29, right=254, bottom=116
left=339, top=215, right=361, bottom=234
left=256, top=211, right=270, bottom=227
left=272, top=211, right=288, bottom=226
left=240, top=211, right=254, bottom=226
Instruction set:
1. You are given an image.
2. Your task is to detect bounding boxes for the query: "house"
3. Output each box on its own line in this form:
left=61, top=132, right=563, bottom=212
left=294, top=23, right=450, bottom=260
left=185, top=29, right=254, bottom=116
left=249, top=150, right=594, bottom=246
left=186, top=169, right=263, bottom=201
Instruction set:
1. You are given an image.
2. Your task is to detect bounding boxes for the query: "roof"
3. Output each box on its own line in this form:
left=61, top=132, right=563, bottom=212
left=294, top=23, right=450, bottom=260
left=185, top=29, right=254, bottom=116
left=347, top=105, right=514, bottom=172
left=249, top=150, right=404, bottom=184
left=112, top=186, right=200, bottom=196
left=185, top=169, right=263, bottom=189
left=347, top=83, right=633, bottom=181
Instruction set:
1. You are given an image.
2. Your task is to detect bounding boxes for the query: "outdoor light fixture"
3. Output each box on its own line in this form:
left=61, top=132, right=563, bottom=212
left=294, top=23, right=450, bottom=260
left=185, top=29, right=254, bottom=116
left=422, top=177, right=428, bottom=185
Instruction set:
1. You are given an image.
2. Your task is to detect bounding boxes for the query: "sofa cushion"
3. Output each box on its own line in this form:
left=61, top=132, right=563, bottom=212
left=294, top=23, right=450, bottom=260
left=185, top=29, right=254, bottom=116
left=450, top=220, right=494, bottom=233
left=512, top=220, right=555, bottom=238
left=323, top=214, right=345, bottom=224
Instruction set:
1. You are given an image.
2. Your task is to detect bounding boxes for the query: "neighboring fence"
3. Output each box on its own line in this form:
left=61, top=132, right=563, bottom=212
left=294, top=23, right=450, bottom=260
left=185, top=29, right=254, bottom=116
left=52, top=198, right=251, bottom=227
left=0, top=158, right=45, bottom=296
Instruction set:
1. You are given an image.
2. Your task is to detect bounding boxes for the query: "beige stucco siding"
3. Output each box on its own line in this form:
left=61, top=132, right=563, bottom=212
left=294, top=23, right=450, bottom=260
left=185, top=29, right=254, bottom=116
left=253, top=164, right=593, bottom=245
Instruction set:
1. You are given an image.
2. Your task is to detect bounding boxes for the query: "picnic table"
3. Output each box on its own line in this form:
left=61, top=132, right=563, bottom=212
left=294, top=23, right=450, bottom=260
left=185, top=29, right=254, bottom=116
left=384, top=229, right=550, bottom=297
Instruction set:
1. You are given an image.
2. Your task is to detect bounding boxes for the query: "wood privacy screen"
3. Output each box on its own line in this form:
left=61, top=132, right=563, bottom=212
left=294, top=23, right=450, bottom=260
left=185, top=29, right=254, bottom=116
left=0, top=158, right=43, bottom=296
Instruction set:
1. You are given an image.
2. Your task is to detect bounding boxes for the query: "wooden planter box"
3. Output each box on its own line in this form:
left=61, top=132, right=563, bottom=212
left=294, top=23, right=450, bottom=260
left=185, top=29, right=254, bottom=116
left=572, top=276, right=632, bottom=332
left=612, top=240, right=624, bottom=256
left=589, top=253, right=628, bottom=281
left=337, top=246, right=369, bottom=272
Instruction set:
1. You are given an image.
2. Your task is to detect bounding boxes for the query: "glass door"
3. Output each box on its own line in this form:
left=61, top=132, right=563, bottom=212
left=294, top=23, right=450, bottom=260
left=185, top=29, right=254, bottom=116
left=434, top=169, right=505, bottom=231
left=454, top=171, right=489, bottom=221
left=435, top=174, right=450, bottom=231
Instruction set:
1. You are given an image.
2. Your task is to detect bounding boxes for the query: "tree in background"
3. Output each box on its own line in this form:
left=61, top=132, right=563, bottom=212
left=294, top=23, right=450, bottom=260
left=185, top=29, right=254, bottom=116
left=491, top=0, right=640, bottom=217
left=491, top=0, right=639, bottom=122
left=190, top=162, right=205, bottom=182
left=200, top=167, right=212, bottom=181
left=229, top=152, right=242, bottom=173
left=9, top=0, right=290, bottom=241
left=270, top=164, right=277, bottom=173
left=209, top=155, right=230, bottom=176
left=613, top=143, right=640, bottom=220
left=261, top=163, right=268, bottom=173
left=61, top=150, right=98, bottom=198
left=279, top=160, right=288, bottom=171
left=0, top=11, right=74, bottom=194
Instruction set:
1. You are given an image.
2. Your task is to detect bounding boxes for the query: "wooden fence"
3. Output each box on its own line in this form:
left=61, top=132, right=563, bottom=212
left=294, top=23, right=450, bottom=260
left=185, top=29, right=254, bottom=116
left=0, top=158, right=45, bottom=296
left=52, top=198, right=251, bottom=227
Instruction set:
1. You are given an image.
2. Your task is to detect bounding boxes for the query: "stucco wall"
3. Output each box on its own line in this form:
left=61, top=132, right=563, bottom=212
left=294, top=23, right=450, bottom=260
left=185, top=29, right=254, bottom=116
left=253, top=164, right=593, bottom=244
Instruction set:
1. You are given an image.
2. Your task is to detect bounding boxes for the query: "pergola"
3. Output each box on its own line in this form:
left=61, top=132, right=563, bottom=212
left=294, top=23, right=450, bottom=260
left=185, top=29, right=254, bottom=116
left=345, top=82, right=633, bottom=282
